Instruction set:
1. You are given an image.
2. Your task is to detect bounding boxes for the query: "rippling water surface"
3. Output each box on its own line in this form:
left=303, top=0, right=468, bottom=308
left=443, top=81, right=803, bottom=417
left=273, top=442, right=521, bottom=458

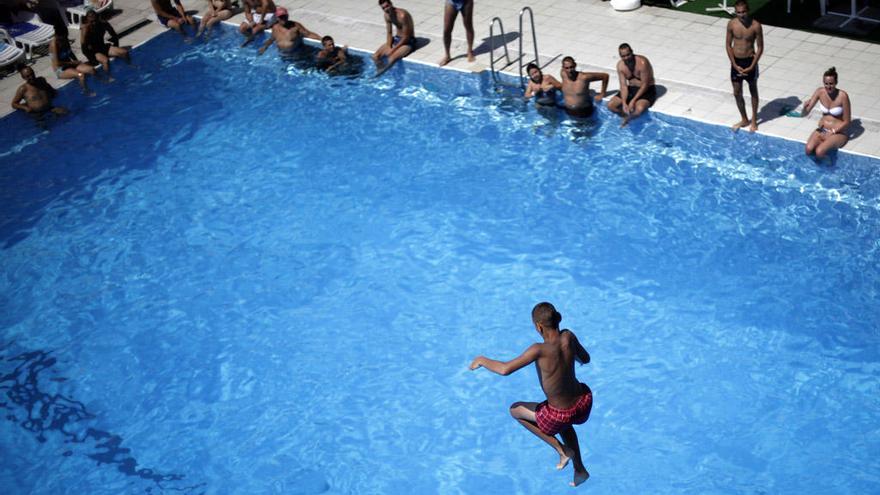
left=1, top=27, right=879, bottom=494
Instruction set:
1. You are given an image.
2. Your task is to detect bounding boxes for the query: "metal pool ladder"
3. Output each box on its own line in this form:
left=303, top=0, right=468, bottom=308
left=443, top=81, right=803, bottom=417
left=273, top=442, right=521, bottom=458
left=489, top=6, right=540, bottom=89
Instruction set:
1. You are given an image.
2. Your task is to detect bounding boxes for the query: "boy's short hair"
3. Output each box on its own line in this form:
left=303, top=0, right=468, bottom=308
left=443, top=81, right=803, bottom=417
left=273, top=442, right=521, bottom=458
left=322, top=35, right=334, bottom=43
left=532, top=302, right=561, bottom=328
left=618, top=42, right=632, bottom=52
left=526, top=62, right=540, bottom=73
left=734, top=0, right=748, bottom=9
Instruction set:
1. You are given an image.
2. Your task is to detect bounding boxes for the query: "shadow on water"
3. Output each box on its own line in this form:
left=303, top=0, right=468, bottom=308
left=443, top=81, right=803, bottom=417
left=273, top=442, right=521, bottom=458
left=0, top=343, right=205, bottom=493
left=0, top=33, right=225, bottom=251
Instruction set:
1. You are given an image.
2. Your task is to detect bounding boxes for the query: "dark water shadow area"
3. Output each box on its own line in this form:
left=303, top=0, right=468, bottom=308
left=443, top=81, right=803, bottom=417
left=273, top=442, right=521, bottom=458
left=0, top=31, right=244, bottom=250
left=0, top=343, right=204, bottom=493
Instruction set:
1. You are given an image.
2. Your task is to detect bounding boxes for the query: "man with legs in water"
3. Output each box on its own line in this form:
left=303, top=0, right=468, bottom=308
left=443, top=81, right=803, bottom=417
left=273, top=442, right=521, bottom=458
left=151, top=0, right=195, bottom=37
left=372, top=0, right=415, bottom=77
left=559, top=56, right=608, bottom=118
left=439, top=0, right=474, bottom=66
left=240, top=0, right=276, bottom=46
left=81, top=9, right=131, bottom=82
left=257, top=7, right=320, bottom=56
left=726, top=0, right=763, bottom=132
left=470, top=302, right=592, bottom=488
left=196, top=0, right=233, bottom=38
left=608, top=43, right=656, bottom=127
left=11, top=65, right=67, bottom=116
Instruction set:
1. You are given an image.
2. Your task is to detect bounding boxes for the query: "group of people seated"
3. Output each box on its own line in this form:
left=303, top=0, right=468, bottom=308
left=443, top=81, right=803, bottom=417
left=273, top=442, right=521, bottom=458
left=10, top=0, right=854, bottom=159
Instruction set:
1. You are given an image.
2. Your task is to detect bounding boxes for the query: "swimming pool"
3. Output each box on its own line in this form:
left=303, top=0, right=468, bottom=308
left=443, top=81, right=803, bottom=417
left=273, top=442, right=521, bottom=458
left=1, top=26, right=879, bottom=494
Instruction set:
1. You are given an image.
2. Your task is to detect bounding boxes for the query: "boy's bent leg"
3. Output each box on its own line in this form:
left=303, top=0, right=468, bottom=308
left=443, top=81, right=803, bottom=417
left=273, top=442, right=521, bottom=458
left=509, top=402, right=570, bottom=469
left=559, top=426, right=589, bottom=487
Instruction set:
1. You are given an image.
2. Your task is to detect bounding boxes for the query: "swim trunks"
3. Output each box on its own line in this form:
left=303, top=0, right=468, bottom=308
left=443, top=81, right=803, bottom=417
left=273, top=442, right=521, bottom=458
left=83, top=43, right=110, bottom=65
left=564, top=104, right=594, bottom=118
left=730, top=56, right=758, bottom=84
left=158, top=15, right=175, bottom=26
left=447, top=0, right=468, bottom=11
left=535, top=383, right=592, bottom=436
left=252, top=12, right=275, bottom=26
left=392, top=35, right=415, bottom=48
left=625, top=84, right=657, bottom=106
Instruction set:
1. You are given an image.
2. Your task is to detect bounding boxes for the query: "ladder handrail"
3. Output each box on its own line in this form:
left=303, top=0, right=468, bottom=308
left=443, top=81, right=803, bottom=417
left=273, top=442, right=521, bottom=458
left=489, top=16, right=510, bottom=84
left=488, top=6, right=539, bottom=89
left=518, top=6, right=539, bottom=88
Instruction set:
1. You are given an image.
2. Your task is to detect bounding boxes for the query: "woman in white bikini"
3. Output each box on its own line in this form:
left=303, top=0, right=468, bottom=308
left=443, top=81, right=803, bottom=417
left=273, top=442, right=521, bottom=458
left=801, top=67, right=851, bottom=159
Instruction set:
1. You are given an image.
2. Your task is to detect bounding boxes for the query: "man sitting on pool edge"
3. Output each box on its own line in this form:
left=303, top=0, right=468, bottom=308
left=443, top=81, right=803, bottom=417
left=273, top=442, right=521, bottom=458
left=372, top=0, right=415, bottom=77
left=470, top=302, right=592, bottom=487
left=608, top=43, right=656, bottom=127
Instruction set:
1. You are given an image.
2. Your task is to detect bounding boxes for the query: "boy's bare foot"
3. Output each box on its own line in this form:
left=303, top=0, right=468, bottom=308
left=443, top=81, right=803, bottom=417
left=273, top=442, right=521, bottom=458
left=731, top=119, right=749, bottom=131
left=570, top=468, right=589, bottom=487
left=438, top=55, right=450, bottom=66
left=556, top=445, right=574, bottom=470
left=467, top=50, right=475, bottom=62
left=749, top=121, right=758, bottom=133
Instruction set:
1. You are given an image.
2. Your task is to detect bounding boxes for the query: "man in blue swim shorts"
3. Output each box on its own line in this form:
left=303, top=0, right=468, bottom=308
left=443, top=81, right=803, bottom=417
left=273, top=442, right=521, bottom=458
left=371, top=0, right=415, bottom=77
left=440, top=0, right=475, bottom=66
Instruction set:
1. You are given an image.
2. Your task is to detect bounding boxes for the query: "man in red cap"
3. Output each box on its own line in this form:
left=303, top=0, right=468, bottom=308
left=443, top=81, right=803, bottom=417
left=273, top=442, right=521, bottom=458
left=257, top=6, right=320, bottom=55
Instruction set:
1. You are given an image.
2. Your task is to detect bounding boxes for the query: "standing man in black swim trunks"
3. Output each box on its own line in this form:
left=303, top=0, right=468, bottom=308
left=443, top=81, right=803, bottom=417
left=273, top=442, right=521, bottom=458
left=439, top=0, right=475, bottom=66
left=726, top=0, right=763, bottom=132
left=372, top=0, right=415, bottom=77
left=559, top=56, right=608, bottom=118
left=608, top=43, right=656, bottom=127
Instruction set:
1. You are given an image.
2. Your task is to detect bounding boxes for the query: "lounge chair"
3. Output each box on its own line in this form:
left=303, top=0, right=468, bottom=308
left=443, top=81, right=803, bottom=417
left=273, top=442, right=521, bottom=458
left=0, top=22, right=54, bottom=60
left=0, top=28, right=27, bottom=72
left=0, top=13, right=55, bottom=60
left=64, top=0, right=114, bottom=30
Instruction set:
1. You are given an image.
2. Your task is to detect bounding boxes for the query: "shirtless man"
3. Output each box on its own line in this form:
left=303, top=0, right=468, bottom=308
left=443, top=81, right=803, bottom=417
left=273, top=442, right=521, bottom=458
left=372, top=0, right=415, bottom=77
left=11, top=65, right=67, bottom=116
left=726, top=0, right=763, bottom=132
left=151, top=0, right=195, bottom=37
left=240, top=0, right=276, bottom=46
left=257, top=7, right=319, bottom=55
left=608, top=43, right=656, bottom=127
left=316, top=36, right=348, bottom=73
left=523, top=62, right=562, bottom=108
left=196, top=0, right=232, bottom=38
left=558, top=56, right=608, bottom=118
left=470, top=302, right=592, bottom=487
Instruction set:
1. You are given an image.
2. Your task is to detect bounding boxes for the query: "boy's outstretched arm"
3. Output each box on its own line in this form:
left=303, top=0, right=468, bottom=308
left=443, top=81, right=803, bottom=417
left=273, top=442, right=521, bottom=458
left=470, top=344, right=540, bottom=376
left=568, top=330, right=590, bottom=364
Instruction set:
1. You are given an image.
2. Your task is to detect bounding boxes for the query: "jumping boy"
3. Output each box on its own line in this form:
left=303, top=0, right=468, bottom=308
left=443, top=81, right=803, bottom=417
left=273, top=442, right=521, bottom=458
left=470, top=302, right=592, bottom=487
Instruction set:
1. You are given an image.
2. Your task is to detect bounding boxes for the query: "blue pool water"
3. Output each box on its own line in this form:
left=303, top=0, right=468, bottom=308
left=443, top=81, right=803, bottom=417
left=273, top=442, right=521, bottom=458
left=1, top=27, right=880, bottom=494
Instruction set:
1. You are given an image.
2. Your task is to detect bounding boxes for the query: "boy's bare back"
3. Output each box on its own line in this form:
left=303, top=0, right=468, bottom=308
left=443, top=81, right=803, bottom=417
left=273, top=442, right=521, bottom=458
left=535, top=330, right=589, bottom=409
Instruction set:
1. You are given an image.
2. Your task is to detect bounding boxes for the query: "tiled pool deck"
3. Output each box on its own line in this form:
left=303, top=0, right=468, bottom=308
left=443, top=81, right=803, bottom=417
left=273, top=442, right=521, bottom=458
left=2, top=0, right=879, bottom=157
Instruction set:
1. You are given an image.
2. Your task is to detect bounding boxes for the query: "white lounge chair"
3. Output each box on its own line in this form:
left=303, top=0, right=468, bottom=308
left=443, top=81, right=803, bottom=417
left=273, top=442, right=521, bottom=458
left=64, top=0, right=114, bottom=30
left=0, top=28, right=27, bottom=72
left=0, top=13, right=55, bottom=60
